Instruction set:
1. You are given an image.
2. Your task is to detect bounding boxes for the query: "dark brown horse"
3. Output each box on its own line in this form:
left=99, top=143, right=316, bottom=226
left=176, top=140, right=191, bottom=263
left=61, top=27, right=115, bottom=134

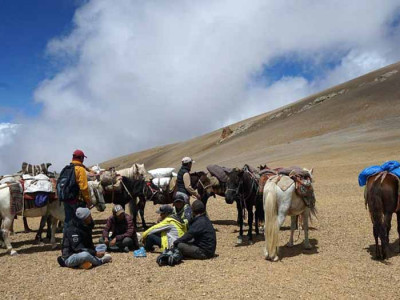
left=366, top=172, right=400, bottom=259
left=225, top=166, right=261, bottom=244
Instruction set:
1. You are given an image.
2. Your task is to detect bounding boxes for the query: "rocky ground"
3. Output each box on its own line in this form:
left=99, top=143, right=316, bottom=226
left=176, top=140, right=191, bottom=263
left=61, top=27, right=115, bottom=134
left=1, top=152, right=400, bottom=300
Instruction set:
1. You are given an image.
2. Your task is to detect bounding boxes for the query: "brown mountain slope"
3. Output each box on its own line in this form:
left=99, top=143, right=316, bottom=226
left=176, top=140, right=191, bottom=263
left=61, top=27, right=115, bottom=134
left=102, top=61, right=400, bottom=171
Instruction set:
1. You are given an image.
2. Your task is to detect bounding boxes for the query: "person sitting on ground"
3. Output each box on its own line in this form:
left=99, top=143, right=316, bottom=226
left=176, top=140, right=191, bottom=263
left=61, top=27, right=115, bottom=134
left=172, top=194, right=192, bottom=228
left=141, top=204, right=186, bottom=252
left=58, top=207, right=112, bottom=269
left=100, top=205, right=139, bottom=252
left=173, top=200, right=216, bottom=260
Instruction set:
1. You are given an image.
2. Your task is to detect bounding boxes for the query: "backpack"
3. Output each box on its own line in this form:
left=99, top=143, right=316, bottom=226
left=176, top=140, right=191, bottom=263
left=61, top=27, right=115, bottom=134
left=56, top=163, right=80, bottom=202
left=156, top=248, right=183, bottom=266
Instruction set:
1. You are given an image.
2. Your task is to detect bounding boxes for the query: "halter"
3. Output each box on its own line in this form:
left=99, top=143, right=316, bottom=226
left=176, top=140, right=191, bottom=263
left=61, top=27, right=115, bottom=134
left=227, top=168, right=259, bottom=219
left=143, top=181, right=162, bottom=202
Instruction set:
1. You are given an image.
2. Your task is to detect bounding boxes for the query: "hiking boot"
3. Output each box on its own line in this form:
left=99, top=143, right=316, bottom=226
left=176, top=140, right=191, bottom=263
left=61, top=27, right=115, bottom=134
left=79, top=261, right=93, bottom=270
left=57, top=256, right=66, bottom=267
left=101, top=254, right=112, bottom=264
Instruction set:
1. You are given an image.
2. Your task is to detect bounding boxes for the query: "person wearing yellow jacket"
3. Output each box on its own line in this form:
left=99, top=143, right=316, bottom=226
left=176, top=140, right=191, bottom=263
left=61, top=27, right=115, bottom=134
left=63, top=149, right=91, bottom=233
left=141, top=205, right=186, bottom=251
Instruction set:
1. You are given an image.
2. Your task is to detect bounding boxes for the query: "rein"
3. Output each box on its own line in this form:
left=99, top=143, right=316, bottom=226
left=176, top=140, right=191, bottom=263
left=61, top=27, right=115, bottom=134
left=144, top=182, right=161, bottom=202
left=198, top=177, right=214, bottom=190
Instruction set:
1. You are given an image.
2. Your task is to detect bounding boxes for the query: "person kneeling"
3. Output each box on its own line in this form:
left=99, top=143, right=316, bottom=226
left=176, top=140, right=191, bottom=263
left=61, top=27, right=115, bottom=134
left=58, top=208, right=112, bottom=269
left=141, top=205, right=186, bottom=252
left=100, top=205, right=139, bottom=252
left=173, top=200, right=216, bottom=260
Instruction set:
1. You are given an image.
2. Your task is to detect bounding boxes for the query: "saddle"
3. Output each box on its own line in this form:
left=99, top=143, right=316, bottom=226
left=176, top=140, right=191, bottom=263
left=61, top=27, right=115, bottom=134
left=259, top=168, right=315, bottom=209
left=21, top=162, right=52, bottom=176
left=207, top=165, right=232, bottom=183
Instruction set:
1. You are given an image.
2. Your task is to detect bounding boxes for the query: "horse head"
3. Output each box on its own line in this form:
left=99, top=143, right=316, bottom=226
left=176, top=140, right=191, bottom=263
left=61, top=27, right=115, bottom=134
left=88, top=180, right=106, bottom=212
left=143, top=180, right=165, bottom=204
left=225, top=168, right=244, bottom=204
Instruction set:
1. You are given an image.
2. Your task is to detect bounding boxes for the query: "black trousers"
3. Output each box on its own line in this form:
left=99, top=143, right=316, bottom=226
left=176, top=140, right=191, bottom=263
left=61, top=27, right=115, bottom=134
left=144, top=233, right=162, bottom=251
left=177, top=243, right=209, bottom=260
left=99, top=237, right=137, bottom=251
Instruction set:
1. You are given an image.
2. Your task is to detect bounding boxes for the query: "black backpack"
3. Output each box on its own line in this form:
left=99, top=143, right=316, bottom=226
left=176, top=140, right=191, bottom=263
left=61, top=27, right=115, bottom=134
left=156, top=248, right=183, bottom=266
left=57, top=163, right=80, bottom=202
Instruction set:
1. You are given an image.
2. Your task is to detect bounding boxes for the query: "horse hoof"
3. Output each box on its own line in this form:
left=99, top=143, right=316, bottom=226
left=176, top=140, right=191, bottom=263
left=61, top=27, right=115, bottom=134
left=51, top=244, right=58, bottom=250
left=10, top=250, right=18, bottom=256
left=236, top=237, right=243, bottom=245
left=303, top=243, right=312, bottom=250
left=272, top=256, right=279, bottom=262
left=248, top=240, right=254, bottom=245
left=286, top=242, right=294, bottom=248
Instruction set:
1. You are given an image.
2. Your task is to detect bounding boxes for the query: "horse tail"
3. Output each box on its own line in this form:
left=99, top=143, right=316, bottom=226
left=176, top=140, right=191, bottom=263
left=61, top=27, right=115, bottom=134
left=367, top=178, right=388, bottom=256
left=263, top=181, right=279, bottom=260
left=367, top=179, right=384, bottom=224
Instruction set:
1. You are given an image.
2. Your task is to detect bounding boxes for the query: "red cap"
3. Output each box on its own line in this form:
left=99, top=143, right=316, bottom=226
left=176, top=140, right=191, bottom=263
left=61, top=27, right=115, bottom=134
left=73, top=149, right=87, bottom=158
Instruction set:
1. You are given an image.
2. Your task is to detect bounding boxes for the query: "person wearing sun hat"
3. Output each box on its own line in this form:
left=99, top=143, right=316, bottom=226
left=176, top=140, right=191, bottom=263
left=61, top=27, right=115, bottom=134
left=141, top=204, right=186, bottom=252
left=100, top=204, right=139, bottom=252
left=57, top=207, right=112, bottom=269
left=175, top=156, right=201, bottom=204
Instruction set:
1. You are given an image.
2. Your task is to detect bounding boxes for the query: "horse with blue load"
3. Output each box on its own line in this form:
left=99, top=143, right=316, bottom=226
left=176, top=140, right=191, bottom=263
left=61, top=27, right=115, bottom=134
left=359, top=160, right=400, bottom=259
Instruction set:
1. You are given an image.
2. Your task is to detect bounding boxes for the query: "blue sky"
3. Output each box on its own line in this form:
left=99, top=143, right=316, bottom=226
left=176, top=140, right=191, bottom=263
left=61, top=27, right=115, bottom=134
left=0, top=0, right=78, bottom=122
left=0, top=0, right=399, bottom=173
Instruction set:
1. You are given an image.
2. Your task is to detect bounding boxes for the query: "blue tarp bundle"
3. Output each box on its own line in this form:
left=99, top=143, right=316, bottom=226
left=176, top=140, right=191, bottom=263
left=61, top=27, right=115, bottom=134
left=358, top=160, right=400, bottom=186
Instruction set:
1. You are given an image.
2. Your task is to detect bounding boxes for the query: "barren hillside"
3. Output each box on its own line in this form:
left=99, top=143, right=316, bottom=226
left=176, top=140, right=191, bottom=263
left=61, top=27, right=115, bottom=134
left=101, top=62, right=400, bottom=171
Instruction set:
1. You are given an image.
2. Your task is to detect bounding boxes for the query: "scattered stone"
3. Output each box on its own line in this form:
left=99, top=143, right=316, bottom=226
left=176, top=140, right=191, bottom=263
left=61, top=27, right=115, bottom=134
left=374, top=70, right=398, bottom=82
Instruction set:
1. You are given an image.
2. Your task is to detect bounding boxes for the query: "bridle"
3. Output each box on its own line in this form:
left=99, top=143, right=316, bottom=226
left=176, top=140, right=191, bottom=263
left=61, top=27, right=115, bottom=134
left=143, top=181, right=162, bottom=202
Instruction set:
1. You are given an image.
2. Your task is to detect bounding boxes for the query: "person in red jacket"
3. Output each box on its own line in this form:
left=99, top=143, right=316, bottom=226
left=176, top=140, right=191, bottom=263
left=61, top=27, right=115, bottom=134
left=100, top=205, right=139, bottom=252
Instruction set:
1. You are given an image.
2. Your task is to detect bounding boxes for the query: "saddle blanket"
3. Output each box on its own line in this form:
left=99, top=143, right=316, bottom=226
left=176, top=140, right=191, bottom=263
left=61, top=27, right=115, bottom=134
left=23, top=174, right=54, bottom=193
left=359, top=160, right=400, bottom=186
left=268, top=175, right=295, bottom=192
left=206, top=165, right=232, bottom=183
left=0, top=182, right=23, bottom=215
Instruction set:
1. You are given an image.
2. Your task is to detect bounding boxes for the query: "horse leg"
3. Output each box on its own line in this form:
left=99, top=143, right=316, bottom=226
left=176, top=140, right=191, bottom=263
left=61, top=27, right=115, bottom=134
left=139, top=196, right=147, bottom=229
left=384, top=213, right=392, bottom=248
left=286, top=216, right=297, bottom=247
left=236, top=200, right=244, bottom=245
left=129, top=197, right=138, bottom=229
left=373, top=223, right=381, bottom=259
left=397, top=211, right=400, bottom=252
left=1, top=215, right=17, bottom=255
left=46, top=216, right=52, bottom=240
left=50, top=217, right=58, bottom=249
left=23, top=216, right=32, bottom=233
left=247, top=208, right=254, bottom=244
left=302, top=209, right=312, bottom=249
left=35, top=216, right=48, bottom=245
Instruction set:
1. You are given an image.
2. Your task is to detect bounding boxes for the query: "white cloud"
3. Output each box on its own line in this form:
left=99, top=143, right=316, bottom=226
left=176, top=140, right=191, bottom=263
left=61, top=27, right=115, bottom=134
left=1, top=0, right=400, bottom=173
left=0, top=123, right=19, bottom=148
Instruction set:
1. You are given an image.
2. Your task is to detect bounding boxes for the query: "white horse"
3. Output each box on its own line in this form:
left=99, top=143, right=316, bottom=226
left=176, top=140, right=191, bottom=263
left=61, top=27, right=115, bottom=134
left=263, top=169, right=316, bottom=261
left=0, top=180, right=106, bottom=255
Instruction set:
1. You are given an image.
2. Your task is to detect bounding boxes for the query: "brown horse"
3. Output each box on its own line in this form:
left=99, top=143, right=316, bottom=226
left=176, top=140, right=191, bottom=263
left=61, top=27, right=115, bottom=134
left=365, top=172, right=400, bottom=259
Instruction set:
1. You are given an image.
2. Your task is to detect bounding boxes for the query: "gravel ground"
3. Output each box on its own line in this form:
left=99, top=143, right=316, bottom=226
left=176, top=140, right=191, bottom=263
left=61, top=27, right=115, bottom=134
left=2, top=160, right=400, bottom=300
